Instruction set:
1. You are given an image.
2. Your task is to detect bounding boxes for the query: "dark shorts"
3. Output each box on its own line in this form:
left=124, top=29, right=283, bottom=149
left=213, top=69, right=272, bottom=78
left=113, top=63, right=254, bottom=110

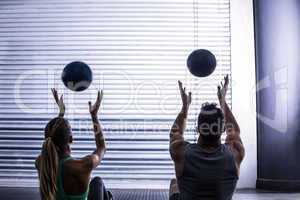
left=169, top=193, right=180, bottom=200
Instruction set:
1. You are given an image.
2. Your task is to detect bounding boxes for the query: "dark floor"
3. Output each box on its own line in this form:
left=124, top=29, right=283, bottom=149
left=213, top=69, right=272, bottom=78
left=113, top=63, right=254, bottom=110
left=1, top=187, right=300, bottom=200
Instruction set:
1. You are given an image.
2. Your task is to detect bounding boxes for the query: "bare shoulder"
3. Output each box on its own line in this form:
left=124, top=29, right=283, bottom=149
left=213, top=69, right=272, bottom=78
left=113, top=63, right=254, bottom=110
left=170, top=138, right=188, bottom=178
left=64, top=157, right=93, bottom=177
left=225, top=137, right=245, bottom=166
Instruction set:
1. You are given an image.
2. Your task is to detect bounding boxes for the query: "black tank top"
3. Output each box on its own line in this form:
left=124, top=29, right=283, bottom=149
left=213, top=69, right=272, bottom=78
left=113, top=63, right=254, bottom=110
left=177, top=143, right=238, bottom=200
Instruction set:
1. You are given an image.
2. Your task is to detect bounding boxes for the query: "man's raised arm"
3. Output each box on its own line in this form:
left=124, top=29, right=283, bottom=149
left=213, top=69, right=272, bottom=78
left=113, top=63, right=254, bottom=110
left=218, top=75, right=245, bottom=167
left=169, top=81, right=191, bottom=163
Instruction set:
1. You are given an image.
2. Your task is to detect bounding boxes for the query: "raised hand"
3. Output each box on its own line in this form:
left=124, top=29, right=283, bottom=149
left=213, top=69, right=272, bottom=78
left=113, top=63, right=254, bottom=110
left=89, top=90, right=103, bottom=117
left=178, top=81, right=192, bottom=113
left=217, top=75, right=229, bottom=106
left=51, top=88, right=65, bottom=117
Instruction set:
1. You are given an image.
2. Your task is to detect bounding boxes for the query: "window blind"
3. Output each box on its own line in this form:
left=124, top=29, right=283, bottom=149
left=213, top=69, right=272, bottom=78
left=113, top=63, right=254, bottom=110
left=0, top=0, right=231, bottom=187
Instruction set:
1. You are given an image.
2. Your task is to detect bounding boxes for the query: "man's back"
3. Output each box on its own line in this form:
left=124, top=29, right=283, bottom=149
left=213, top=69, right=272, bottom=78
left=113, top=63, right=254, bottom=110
left=177, top=143, right=238, bottom=200
left=169, top=78, right=245, bottom=200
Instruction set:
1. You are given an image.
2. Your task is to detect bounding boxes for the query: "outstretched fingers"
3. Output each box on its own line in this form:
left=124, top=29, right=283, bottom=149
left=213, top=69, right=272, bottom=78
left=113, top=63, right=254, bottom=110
left=100, top=90, right=104, bottom=104
left=51, top=88, right=59, bottom=104
left=89, top=90, right=103, bottom=115
left=188, top=91, right=192, bottom=104
left=224, top=75, right=229, bottom=88
left=96, top=90, right=101, bottom=106
left=178, top=81, right=184, bottom=94
left=97, top=90, right=104, bottom=105
left=59, top=94, right=64, bottom=105
left=217, top=85, right=222, bottom=99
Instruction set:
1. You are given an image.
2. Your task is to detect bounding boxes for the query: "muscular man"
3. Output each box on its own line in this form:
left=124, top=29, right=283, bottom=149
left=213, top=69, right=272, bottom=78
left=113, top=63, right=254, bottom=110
left=169, top=75, right=245, bottom=200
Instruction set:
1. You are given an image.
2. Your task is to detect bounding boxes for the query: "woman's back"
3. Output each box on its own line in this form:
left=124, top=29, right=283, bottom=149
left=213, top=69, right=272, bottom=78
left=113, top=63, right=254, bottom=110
left=56, top=157, right=89, bottom=200
left=36, top=89, right=110, bottom=200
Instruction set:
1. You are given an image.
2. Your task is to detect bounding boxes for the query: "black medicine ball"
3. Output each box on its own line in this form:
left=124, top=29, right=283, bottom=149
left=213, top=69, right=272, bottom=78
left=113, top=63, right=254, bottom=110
left=187, top=49, right=217, bottom=77
left=61, top=61, right=93, bottom=92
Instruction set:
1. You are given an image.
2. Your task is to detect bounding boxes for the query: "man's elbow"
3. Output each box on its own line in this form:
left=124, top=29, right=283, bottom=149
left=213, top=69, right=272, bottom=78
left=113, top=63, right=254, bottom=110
left=170, top=132, right=183, bottom=141
left=169, top=132, right=174, bottom=139
left=226, top=124, right=240, bottom=136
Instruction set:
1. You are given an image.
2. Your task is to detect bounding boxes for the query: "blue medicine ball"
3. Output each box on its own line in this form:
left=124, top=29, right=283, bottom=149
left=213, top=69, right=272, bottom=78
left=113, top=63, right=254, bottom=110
left=187, top=49, right=217, bottom=77
left=61, top=61, right=93, bottom=92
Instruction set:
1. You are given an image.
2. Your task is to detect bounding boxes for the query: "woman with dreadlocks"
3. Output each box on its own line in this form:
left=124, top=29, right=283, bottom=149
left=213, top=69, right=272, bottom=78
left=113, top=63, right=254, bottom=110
left=35, top=89, right=113, bottom=200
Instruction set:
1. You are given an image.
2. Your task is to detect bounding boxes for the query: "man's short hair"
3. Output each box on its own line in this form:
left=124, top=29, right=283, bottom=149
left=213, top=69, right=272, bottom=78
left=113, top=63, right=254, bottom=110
left=197, top=102, right=225, bottom=143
